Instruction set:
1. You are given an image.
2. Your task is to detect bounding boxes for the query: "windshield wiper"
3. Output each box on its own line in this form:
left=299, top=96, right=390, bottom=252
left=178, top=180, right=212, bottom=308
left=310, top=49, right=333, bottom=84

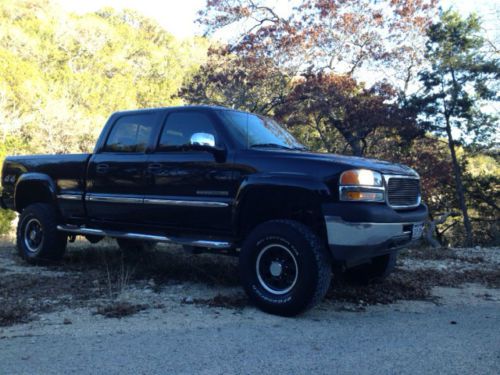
left=250, top=143, right=295, bottom=150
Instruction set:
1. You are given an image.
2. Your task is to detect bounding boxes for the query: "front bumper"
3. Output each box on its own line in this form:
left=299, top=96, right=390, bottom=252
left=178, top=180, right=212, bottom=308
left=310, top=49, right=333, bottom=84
left=323, top=202, right=428, bottom=265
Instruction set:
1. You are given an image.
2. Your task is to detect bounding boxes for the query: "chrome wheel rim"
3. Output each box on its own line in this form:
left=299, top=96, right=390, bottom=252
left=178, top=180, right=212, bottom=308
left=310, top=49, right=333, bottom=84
left=256, top=243, right=299, bottom=295
left=24, top=218, right=43, bottom=253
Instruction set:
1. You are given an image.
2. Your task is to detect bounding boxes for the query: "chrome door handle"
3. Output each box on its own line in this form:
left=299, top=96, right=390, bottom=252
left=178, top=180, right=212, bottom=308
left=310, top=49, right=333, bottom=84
left=96, top=164, right=109, bottom=174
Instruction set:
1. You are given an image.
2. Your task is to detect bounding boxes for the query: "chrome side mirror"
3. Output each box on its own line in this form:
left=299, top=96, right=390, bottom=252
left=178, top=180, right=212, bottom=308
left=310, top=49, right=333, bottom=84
left=190, top=132, right=215, bottom=148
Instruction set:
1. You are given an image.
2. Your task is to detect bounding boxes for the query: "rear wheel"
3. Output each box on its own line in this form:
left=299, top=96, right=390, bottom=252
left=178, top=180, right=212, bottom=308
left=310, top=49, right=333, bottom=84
left=16, top=203, right=67, bottom=264
left=239, top=220, right=331, bottom=316
left=344, top=253, right=397, bottom=284
left=116, top=238, right=157, bottom=253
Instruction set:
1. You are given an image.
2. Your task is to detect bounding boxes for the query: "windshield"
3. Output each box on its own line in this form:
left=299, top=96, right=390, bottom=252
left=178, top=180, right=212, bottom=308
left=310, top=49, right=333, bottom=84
left=219, top=110, right=306, bottom=150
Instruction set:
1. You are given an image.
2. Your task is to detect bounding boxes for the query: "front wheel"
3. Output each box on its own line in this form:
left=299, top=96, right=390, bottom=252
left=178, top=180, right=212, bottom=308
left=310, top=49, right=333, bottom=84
left=16, top=203, right=67, bottom=264
left=239, top=220, right=332, bottom=316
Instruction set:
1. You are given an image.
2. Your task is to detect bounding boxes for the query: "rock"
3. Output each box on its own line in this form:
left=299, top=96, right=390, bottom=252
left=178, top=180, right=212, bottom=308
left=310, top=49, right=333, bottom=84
left=63, top=318, right=72, bottom=325
left=183, top=296, right=194, bottom=304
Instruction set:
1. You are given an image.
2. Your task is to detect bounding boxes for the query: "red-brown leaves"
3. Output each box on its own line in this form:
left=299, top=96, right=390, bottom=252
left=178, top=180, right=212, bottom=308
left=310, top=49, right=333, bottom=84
left=276, top=72, right=420, bottom=156
left=198, top=0, right=438, bottom=83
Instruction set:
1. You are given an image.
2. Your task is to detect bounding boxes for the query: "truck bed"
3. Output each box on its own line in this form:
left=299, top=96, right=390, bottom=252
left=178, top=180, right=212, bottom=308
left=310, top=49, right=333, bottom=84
left=1, top=154, right=91, bottom=211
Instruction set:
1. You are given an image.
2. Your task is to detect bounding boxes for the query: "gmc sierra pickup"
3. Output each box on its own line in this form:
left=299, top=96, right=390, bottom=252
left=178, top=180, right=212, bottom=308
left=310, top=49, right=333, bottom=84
left=1, top=105, right=427, bottom=316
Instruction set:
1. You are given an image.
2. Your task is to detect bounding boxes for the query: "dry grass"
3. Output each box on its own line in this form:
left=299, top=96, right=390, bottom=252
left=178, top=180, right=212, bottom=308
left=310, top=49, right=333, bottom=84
left=95, top=301, right=147, bottom=318
left=0, top=240, right=499, bottom=325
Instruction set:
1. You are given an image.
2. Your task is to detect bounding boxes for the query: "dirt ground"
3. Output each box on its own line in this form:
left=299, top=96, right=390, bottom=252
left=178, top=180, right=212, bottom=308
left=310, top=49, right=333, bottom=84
left=0, top=238, right=499, bottom=326
left=0, top=239, right=499, bottom=374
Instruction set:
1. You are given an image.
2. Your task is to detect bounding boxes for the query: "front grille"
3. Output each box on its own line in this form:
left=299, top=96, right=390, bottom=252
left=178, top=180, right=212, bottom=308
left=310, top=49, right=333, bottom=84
left=387, top=177, right=420, bottom=208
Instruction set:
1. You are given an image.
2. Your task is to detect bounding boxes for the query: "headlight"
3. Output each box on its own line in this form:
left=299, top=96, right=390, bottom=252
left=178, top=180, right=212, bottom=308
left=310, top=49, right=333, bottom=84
left=339, top=169, right=385, bottom=202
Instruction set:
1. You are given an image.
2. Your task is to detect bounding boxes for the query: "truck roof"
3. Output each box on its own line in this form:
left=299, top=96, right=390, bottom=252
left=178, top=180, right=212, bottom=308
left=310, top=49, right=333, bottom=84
left=111, top=104, right=239, bottom=116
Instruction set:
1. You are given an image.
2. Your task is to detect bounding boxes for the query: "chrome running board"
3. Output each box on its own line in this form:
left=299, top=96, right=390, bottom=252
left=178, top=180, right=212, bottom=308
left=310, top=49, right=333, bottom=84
left=57, top=225, right=233, bottom=249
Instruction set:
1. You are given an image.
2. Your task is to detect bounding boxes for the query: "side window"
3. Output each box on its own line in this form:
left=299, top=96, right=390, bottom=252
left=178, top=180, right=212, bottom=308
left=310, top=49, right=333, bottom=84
left=158, top=112, right=217, bottom=151
left=104, top=114, right=155, bottom=153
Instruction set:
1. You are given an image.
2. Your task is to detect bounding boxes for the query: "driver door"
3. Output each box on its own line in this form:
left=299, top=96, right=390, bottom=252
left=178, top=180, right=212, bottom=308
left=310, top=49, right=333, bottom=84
left=143, top=110, right=234, bottom=232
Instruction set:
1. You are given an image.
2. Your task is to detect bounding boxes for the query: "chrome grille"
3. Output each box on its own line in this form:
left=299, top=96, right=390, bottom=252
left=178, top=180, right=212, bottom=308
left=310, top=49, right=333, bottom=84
left=386, top=177, right=420, bottom=208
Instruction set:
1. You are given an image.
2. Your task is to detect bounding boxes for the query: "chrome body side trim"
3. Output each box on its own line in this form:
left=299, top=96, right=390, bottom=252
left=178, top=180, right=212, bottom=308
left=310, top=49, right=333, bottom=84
left=143, top=198, right=229, bottom=208
left=324, top=216, right=422, bottom=246
left=85, top=194, right=143, bottom=204
left=57, top=225, right=232, bottom=249
left=196, top=190, right=229, bottom=197
left=57, top=194, right=83, bottom=201
left=84, top=193, right=229, bottom=207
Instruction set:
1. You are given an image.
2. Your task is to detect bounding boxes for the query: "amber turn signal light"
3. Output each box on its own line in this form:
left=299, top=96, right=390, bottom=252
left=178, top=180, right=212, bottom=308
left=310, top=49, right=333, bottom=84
left=339, top=169, right=383, bottom=186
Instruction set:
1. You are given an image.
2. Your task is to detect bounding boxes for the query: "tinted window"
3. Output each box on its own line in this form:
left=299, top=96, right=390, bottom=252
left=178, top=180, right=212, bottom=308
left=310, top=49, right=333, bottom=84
left=219, top=111, right=304, bottom=150
left=158, top=111, right=217, bottom=151
left=104, top=114, right=155, bottom=153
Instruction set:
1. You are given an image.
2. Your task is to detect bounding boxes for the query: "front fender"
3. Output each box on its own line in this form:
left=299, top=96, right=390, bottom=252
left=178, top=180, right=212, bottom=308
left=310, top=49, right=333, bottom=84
left=232, top=173, right=331, bottom=234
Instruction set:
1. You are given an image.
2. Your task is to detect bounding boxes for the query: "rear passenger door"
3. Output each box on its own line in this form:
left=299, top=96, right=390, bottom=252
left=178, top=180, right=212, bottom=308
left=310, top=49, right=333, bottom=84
left=143, top=110, right=233, bottom=232
left=86, top=112, right=158, bottom=225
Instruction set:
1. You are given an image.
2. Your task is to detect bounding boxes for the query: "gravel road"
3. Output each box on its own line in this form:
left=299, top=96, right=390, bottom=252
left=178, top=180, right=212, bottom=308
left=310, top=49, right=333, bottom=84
left=1, top=286, right=499, bottom=375
left=1, top=242, right=499, bottom=374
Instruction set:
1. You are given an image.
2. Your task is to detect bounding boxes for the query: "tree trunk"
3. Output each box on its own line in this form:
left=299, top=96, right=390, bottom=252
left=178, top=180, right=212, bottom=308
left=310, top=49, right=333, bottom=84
left=444, top=116, right=473, bottom=246
left=348, top=139, right=363, bottom=157
left=335, top=125, right=364, bottom=156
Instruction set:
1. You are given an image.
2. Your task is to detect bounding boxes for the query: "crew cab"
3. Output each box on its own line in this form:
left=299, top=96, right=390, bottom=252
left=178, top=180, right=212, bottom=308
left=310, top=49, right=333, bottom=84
left=1, top=105, right=427, bottom=316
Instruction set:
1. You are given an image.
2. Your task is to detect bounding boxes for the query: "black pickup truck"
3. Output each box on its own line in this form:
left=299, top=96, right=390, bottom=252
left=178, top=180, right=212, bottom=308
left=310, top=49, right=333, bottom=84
left=1, top=105, right=427, bottom=316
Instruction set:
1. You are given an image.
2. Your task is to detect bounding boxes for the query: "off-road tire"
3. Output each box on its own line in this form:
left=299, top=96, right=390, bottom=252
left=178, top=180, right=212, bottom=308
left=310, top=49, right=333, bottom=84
left=16, top=203, right=67, bottom=264
left=116, top=238, right=157, bottom=253
left=239, top=220, right=332, bottom=316
left=344, top=253, right=397, bottom=284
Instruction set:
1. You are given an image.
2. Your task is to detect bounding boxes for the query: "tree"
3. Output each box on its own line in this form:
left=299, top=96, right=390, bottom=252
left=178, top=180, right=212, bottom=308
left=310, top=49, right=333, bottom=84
left=180, top=46, right=290, bottom=115
left=276, top=73, right=421, bottom=156
left=411, top=10, right=500, bottom=246
left=463, top=152, right=500, bottom=245
left=0, top=0, right=209, bottom=154
left=198, top=0, right=437, bottom=93
left=195, top=0, right=435, bottom=160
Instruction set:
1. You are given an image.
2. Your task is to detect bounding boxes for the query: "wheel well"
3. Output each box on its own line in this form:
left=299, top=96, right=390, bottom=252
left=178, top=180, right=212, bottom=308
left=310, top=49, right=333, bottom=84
left=15, top=182, right=54, bottom=212
left=237, top=187, right=326, bottom=241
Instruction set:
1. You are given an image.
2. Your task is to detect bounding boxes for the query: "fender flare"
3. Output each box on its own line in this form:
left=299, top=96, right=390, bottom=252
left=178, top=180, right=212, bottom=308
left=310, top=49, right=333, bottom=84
left=14, top=173, right=57, bottom=211
left=232, top=173, right=331, bottom=234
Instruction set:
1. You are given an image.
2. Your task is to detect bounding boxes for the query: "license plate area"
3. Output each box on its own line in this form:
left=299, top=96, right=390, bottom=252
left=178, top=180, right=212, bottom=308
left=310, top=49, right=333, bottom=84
left=412, top=223, right=424, bottom=240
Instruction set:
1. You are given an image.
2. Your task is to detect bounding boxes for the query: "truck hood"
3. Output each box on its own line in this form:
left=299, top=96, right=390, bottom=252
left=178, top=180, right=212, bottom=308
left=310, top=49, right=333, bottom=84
left=304, top=151, right=418, bottom=176
left=262, top=150, right=419, bottom=177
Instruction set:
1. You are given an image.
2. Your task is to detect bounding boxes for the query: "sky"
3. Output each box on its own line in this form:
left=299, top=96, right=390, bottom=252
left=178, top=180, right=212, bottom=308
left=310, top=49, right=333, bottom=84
left=58, top=0, right=499, bottom=40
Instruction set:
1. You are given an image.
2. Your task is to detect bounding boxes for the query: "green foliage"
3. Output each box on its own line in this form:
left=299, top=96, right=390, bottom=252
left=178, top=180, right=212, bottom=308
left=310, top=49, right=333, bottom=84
left=0, top=0, right=208, bottom=155
left=414, top=10, right=499, bottom=147
left=0, top=209, right=15, bottom=236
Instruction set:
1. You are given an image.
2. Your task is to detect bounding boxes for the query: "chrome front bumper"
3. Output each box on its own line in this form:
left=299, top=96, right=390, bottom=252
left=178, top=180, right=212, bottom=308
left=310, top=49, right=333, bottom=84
left=325, top=215, right=423, bottom=247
